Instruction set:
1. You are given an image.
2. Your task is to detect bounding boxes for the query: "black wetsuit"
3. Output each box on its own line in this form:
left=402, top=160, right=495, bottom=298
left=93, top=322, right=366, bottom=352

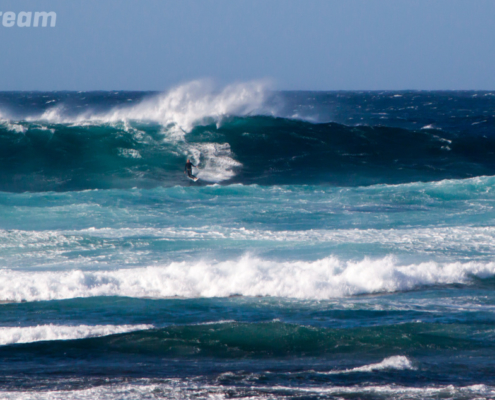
left=185, top=161, right=196, bottom=178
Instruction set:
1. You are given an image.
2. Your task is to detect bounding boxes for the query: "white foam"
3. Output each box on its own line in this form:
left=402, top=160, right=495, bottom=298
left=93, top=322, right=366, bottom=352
left=23, top=80, right=271, bottom=183
left=0, top=324, right=153, bottom=346
left=1, top=254, right=495, bottom=302
left=0, top=120, right=27, bottom=133
left=324, top=356, right=415, bottom=374
left=3, top=225, right=495, bottom=259
left=0, top=381, right=493, bottom=400
left=117, top=148, right=142, bottom=159
left=31, top=80, right=272, bottom=132
left=188, top=142, right=242, bottom=182
left=248, top=383, right=495, bottom=398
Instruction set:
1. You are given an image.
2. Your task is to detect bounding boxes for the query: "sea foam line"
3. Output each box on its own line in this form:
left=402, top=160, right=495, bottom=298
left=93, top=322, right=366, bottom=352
left=0, top=381, right=492, bottom=400
left=1, top=255, right=495, bottom=302
left=0, top=324, right=153, bottom=346
left=4, top=224, right=495, bottom=243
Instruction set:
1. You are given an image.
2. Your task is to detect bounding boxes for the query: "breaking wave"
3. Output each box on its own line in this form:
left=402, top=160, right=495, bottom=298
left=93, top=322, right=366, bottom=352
left=1, top=85, right=495, bottom=191
left=0, top=324, right=153, bottom=345
left=322, top=356, right=415, bottom=374
left=2, top=255, right=495, bottom=302
left=2, top=114, right=495, bottom=190
left=29, top=80, right=274, bottom=132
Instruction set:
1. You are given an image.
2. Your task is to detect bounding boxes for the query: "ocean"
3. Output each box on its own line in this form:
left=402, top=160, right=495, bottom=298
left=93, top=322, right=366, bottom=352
left=1, top=82, right=495, bottom=399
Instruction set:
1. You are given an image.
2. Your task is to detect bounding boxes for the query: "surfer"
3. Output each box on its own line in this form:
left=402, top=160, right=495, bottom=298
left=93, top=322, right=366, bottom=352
left=184, top=159, right=197, bottom=179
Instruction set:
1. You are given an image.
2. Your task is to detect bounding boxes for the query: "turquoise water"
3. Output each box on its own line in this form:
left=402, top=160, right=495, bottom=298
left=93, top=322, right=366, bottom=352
left=1, top=87, right=495, bottom=399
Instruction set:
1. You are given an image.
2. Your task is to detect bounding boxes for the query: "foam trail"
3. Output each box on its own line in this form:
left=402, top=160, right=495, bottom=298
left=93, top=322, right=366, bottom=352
left=0, top=324, right=153, bottom=345
left=33, top=80, right=272, bottom=132
left=2, top=255, right=495, bottom=302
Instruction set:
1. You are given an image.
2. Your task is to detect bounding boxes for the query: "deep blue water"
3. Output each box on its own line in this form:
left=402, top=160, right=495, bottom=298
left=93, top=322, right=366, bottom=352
left=1, top=84, right=495, bottom=399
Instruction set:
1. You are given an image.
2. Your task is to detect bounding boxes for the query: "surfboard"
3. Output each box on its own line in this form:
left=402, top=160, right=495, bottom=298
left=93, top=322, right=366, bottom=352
left=187, top=174, right=199, bottom=182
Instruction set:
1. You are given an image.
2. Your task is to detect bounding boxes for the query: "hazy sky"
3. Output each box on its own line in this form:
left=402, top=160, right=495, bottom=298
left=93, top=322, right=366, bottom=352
left=1, top=0, right=494, bottom=91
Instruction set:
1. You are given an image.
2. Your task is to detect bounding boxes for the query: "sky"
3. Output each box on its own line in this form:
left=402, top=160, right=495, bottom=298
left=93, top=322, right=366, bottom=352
left=0, top=0, right=494, bottom=91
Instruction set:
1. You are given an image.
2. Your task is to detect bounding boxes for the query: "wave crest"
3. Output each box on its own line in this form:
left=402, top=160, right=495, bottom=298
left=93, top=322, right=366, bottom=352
left=33, top=80, right=273, bottom=131
left=2, top=255, right=495, bottom=302
left=0, top=324, right=153, bottom=345
left=321, top=356, right=415, bottom=374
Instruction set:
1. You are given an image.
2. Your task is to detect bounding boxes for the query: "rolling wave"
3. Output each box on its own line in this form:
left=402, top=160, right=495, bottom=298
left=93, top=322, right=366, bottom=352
left=1, top=83, right=495, bottom=191
left=0, top=321, right=489, bottom=357
left=1, top=116, right=495, bottom=191
left=2, top=87, right=495, bottom=398
left=0, top=324, right=153, bottom=346
left=2, top=255, right=495, bottom=302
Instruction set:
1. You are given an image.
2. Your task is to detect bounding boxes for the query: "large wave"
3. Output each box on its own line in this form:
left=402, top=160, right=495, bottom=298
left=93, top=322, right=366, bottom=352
left=0, top=81, right=275, bottom=190
left=29, top=80, right=274, bottom=131
left=2, top=116, right=495, bottom=191
left=1, top=84, right=495, bottom=191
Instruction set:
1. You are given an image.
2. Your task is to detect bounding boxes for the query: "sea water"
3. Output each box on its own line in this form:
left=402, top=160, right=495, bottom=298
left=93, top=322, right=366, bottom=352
left=1, top=83, right=495, bottom=399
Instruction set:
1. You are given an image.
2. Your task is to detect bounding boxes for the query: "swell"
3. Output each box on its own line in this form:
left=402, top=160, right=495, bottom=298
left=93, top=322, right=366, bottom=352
left=0, top=120, right=182, bottom=192
left=2, top=320, right=495, bottom=394
left=0, top=321, right=491, bottom=358
left=201, top=116, right=495, bottom=186
left=1, top=116, right=495, bottom=191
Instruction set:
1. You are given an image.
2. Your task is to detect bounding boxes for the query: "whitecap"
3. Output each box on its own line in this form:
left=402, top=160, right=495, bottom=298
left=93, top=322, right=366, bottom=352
left=0, top=324, right=153, bottom=345
left=2, top=254, right=495, bottom=302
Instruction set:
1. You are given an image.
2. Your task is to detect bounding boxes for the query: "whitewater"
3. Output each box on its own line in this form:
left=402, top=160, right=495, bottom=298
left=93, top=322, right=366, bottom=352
left=1, top=83, right=495, bottom=399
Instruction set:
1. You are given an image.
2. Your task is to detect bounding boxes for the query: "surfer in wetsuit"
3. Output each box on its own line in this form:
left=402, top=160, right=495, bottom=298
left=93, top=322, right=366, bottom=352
left=184, top=159, right=196, bottom=179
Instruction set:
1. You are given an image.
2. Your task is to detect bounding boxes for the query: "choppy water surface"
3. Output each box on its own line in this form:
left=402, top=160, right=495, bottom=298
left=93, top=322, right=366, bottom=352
left=1, top=83, right=495, bottom=399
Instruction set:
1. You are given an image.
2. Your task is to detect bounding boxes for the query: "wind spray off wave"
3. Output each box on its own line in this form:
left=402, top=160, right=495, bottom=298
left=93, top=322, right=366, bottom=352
left=1, top=87, right=495, bottom=190
left=32, top=80, right=274, bottom=131
left=0, top=81, right=277, bottom=187
left=3, top=90, right=495, bottom=398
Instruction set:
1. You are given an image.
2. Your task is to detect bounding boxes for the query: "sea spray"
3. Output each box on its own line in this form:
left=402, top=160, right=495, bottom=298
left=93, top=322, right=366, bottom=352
left=31, top=80, right=274, bottom=131
left=2, top=90, right=495, bottom=398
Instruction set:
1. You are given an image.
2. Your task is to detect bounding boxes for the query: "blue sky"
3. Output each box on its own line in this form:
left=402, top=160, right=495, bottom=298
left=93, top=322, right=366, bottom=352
left=1, top=0, right=494, bottom=91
